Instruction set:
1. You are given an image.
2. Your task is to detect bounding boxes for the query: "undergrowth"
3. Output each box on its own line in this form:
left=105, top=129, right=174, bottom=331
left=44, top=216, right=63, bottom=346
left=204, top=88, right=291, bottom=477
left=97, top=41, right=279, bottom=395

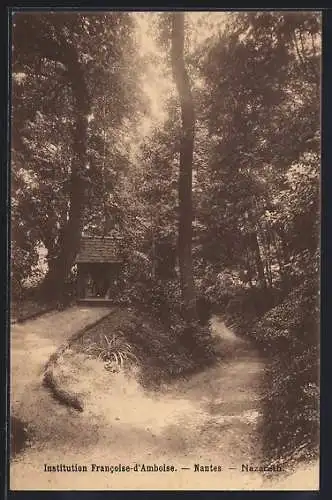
left=72, top=305, right=217, bottom=388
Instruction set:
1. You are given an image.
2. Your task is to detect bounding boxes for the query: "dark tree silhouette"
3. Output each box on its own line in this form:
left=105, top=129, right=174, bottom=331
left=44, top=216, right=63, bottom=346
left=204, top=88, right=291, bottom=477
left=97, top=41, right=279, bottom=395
left=171, top=12, right=197, bottom=322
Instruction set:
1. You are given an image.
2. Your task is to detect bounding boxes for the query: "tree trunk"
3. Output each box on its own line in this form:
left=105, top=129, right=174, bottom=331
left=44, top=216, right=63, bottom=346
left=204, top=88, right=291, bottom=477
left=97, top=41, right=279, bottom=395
left=49, top=64, right=89, bottom=301
left=42, top=123, right=87, bottom=302
left=56, top=53, right=89, bottom=295
left=274, top=228, right=291, bottom=294
left=16, top=22, right=91, bottom=302
left=171, top=12, right=197, bottom=322
left=250, top=232, right=267, bottom=289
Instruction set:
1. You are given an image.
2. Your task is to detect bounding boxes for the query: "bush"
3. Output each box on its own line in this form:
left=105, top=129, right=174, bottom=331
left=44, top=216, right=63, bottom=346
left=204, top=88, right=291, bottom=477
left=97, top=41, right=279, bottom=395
left=11, top=244, right=39, bottom=300
left=196, top=267, right=243, bottom=310
left=127, top=311, right=216, bottom=384
left=253, top=277, right=319, bottom=465
left=107, top=257, right=217, bottom=375
left=77, top=306, right=215, bottom=388
left=251, top=278, right=319, bottom=350
left=223, top=286, right=282, bottom=336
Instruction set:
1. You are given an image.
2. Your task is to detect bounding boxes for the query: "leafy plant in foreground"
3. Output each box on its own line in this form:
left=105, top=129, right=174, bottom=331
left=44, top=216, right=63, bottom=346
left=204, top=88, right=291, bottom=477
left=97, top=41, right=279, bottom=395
left=83, top=333, right=139, bottom=371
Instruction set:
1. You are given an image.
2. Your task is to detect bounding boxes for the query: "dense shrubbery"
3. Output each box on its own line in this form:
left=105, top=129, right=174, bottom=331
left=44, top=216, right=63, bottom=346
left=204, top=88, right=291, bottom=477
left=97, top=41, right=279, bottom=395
left=222, top=286, right=283, bottom=338
left=104, top=250, right=216, bottom=371
left=252, top=277, right=319, bottom=465
left=11, top=245, right=40, bottom=301
left=195, top=267, right=243, bottom=311
left=77, top=306, right=215, bottom=388
left=130, top=314, right=216, bottom=384
left=252, top=279, right=319, bottom=350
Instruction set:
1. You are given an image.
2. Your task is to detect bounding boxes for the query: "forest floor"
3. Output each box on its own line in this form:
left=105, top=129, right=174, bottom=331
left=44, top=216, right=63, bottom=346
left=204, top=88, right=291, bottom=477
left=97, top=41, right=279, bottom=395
left=10, top=307, right=319, bottom=491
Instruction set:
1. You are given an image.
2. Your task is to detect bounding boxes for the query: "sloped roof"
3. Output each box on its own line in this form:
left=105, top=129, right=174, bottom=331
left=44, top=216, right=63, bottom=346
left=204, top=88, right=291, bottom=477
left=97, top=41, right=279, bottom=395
left=75, top=236, right=124, bottom=263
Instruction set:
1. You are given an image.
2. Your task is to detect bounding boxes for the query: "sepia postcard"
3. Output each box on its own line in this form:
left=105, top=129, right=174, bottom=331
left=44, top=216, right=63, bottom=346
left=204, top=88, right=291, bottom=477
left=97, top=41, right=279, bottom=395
left=9, top=9, right=320, bottom=491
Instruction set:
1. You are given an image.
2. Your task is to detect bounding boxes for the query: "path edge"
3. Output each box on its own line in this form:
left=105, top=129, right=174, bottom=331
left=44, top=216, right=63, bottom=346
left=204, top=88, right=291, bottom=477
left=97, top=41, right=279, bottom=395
left=43, top=308, right=117, bottom=412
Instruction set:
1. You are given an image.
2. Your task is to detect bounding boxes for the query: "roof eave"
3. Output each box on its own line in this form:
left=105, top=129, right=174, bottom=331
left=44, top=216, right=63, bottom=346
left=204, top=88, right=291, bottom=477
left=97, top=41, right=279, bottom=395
left=75, top=259, right=124, bottom=263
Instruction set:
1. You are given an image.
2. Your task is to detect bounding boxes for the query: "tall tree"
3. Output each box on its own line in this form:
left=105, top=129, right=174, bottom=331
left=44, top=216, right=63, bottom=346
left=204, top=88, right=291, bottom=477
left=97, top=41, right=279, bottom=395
left=12, top=13, right=91, bottom=299
left=11, top=12, right=144, bottom=299
left=171, top=13, right=196, bottom=321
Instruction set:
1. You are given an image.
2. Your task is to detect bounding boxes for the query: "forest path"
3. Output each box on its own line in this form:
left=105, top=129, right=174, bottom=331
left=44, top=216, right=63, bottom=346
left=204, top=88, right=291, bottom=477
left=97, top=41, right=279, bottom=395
left=10, top=311, right=315, bottom=490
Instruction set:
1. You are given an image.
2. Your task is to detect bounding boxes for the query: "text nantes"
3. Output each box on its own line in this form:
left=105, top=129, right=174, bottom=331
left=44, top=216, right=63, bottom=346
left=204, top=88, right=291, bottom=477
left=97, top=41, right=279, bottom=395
left=194, top=464, right=222, bottom=472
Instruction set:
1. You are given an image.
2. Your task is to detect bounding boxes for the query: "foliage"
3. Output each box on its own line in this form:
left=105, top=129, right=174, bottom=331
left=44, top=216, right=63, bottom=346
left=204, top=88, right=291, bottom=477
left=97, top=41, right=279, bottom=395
left=252, top=277, right=319, bottom=348
left=196, top=266, right=243, bottom=308
left=82, top=333, right=138, bottom=371
left=11, top=243, right=39, bottom=299
left=223, top=287, right=283, bottom=336
left=74, top=307, right=214, bottom=389
left=192, top=11, right=320, bottom=291
left=253, top=277, right=319, bottom=464
left=11, top=12, right=145, bottom=294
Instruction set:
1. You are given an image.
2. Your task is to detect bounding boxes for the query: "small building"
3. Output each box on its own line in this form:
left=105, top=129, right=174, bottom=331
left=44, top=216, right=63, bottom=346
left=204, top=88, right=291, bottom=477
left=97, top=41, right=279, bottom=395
left=75, top=235, right=125, bottom=305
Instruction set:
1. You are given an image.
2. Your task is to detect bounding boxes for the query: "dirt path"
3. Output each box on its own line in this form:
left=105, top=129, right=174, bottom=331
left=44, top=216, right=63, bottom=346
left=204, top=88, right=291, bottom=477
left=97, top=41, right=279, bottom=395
left=10, top=312, right=318, bottom=490
left=10, top=306, right=114, bottom=421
